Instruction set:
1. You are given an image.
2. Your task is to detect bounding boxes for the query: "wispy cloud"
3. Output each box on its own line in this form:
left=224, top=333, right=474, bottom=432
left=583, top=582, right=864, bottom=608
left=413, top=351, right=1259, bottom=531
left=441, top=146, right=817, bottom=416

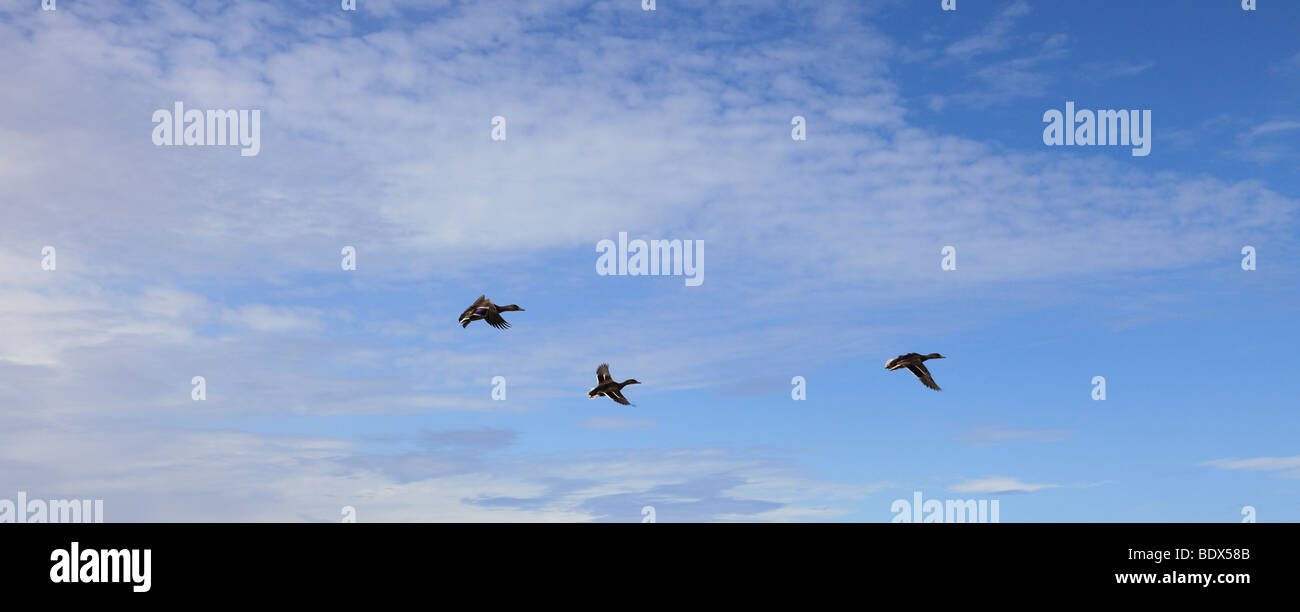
left=423, top=427, right=520, bottom=451
left=1245, top=120, right=1300, bottom=139
left=949, top=477, right=1063, bottom=495
left=577, top=418, right=657, bottom=431
left=956, top=425, right=1075, bottom=447
left=943, top=0, right=1033, bottom=59
left=0, top=419, right=869, bottom=521
left=1232, top=120, right=1300, bottom=162
left=921, top=0, right=1074, bottom=109
left=221, top=304, right=323, bottom=333
left=1270, top=51, right=1300, bottom=73
left=1081, top=59, right=1155, bottom=80
left=1201, top=456, right=1300, bottom=478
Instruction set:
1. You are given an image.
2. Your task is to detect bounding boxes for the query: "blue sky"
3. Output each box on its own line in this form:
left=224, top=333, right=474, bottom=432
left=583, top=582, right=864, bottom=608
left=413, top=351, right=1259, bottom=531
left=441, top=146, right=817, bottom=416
left=0, top=0, right=1297, bottom=521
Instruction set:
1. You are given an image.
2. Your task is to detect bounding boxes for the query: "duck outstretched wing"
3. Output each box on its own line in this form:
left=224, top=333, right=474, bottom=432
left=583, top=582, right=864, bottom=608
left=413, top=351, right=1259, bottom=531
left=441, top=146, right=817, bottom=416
left=907, top=363, right=941, bottom=391
left=485, top=309, right=511, bottom=329
left=607, top=389, right=633, bottom=405
left=459, top=295, right=487, bottom=322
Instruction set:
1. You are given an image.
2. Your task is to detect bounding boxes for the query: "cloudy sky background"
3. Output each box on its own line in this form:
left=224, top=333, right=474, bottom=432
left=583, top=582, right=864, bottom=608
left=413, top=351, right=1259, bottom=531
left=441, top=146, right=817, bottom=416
left=1, top=0, right=1297, bottom=521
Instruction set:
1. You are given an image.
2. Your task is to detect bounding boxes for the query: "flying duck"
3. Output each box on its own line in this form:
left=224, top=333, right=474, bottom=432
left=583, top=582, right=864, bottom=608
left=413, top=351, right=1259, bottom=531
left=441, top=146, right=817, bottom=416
left=588, top=363, right=640, bottom=405
left=886, top=352, right=945, bottom=391
left=458, top=295, right=525, bottom=329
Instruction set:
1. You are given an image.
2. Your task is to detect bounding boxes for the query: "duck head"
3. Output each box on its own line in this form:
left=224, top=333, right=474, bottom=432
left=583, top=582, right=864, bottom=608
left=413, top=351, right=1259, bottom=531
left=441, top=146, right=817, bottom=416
left=498, top=305, right=525, bottom=312
left=926, top=353, right=945, bottom=360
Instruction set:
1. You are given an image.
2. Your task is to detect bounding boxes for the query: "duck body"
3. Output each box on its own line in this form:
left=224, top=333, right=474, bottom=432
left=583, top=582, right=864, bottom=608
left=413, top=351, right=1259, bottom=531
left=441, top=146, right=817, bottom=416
left=458, top=295, right=525, bottom=329
left=588, top=363, right=640, bottom=405
left=886, top=352, right=945, bottom=391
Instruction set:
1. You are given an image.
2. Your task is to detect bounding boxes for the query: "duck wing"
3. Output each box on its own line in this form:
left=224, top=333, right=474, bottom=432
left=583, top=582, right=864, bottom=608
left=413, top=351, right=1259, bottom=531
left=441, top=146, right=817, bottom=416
left=596, top=363, right=612, bottom=383
left=907, top=363, right=941, bottom=391
left=886, top=353, right=919, bottom=370
left=458, top=295, right=487, bottom=322
left=607, top=389, right=633, bottom=405
left=484, top=308, right=511, bottom=329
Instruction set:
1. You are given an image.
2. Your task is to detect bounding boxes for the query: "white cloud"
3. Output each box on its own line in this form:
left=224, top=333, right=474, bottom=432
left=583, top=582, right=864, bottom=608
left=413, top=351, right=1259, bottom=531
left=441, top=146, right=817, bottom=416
left=943, top=0, right=1033, bottom=59
left=577, top=418, right=657, bottom=430
left=1245, top=120, right=1300, bottom=139
left=957, top=425, right=1074, bottom=447
left=1270, top=51, right=1300, bottom=73
left=221, top=304, right=323, bottom=333
left=0, top=420, right=874, bottom=521
left=949, top=477, right=1063, bottom=494
left=1201, top=456, right=1300, bottom=477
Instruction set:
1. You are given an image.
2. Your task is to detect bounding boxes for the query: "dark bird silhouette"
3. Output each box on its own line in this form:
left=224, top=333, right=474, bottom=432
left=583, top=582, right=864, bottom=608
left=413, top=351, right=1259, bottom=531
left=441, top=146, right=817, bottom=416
left=588, top=363, right=640, bottom=405
left=458, top=295, right=525, bottom=329
left=886, top=352, right=945, bottom=391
